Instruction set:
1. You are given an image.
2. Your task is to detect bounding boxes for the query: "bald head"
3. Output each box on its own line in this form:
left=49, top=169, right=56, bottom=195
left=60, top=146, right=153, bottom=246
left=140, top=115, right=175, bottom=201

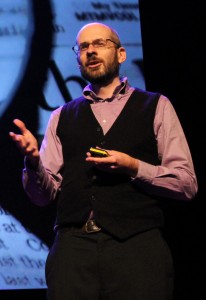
left=76, top=22, right=121, bottom=46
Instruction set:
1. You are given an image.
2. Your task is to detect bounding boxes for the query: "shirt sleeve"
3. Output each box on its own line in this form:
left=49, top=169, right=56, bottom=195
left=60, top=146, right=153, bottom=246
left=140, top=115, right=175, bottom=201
left=22, top=106, right=63, bottom=206
left=133, top=95, right=198, bottom=201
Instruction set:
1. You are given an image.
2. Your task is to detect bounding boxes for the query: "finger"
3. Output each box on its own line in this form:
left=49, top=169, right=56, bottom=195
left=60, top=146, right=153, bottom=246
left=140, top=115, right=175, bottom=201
left=13, top=119, right=28, bottom=135
left=9, top=132, right=28, bottom=149
left=9, top=132, right=21, bottom=142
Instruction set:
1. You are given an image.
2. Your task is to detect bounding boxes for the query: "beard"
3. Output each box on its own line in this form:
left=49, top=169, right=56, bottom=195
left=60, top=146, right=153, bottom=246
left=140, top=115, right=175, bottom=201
left=79, top=53, right=120, bottom=85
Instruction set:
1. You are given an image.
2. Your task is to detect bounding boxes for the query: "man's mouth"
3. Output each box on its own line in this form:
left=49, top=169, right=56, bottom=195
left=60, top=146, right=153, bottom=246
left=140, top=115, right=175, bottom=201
left=86, top=60, right=102, bottom=68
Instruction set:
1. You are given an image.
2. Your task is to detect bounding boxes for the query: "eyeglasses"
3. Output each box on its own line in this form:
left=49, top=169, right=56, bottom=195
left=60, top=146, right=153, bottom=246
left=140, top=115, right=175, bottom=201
left=72, top=38, right=121, bottom=55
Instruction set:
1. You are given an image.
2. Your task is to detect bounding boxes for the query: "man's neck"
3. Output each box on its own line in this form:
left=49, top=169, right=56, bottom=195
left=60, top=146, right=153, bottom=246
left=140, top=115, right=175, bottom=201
left=91, top=77, right=121, bottom=99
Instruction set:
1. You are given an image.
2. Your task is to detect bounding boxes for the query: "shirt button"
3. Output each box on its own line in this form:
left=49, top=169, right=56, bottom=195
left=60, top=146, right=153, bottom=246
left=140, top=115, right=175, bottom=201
left=92, top=175, right=97, bottom=182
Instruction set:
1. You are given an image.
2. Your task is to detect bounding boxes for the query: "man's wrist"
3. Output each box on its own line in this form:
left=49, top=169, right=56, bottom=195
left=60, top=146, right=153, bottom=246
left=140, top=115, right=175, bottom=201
left=24, top=155, right=40, bottom=170
left=128, top=158, right=139, bottom=178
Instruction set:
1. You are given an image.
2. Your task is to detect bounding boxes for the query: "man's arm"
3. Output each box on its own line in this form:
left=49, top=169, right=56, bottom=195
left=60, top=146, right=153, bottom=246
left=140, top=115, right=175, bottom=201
left=86, top=96, right=198, bottom=201
left=10, top=107, right=63, bottom=206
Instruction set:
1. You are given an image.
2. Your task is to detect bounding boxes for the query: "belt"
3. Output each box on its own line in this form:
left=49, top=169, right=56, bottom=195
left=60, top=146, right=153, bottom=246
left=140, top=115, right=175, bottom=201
left=54, top=219, right=102, bottom=234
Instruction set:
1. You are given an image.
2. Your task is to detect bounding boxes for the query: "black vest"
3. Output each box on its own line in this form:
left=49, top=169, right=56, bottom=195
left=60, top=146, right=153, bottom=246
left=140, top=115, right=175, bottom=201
left=56, top=88, right=164, bottom=239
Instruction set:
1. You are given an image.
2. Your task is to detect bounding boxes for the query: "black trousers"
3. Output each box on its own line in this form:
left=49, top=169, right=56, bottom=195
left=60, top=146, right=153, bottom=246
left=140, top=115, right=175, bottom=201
left=45, top=228, right=174, bottom=300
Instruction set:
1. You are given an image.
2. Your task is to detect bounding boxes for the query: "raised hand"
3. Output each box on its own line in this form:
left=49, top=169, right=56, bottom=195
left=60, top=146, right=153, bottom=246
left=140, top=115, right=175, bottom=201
left=9, top=119, right=39, bottom=168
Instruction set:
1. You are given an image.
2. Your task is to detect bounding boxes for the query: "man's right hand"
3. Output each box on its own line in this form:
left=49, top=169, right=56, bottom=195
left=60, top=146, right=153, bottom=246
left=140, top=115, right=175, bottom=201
left=9, top=119, right=40, bottom=169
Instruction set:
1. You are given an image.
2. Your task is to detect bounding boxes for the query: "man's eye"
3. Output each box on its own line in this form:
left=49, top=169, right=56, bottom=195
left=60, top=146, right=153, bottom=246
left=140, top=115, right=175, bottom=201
left=80, top=43, right=89, bottom=50
left=94, top=40, right=105, bottom=47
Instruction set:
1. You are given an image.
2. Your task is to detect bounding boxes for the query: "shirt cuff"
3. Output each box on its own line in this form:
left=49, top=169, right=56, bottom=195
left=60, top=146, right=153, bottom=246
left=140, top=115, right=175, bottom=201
left=131, top=160, right=155, bottom=184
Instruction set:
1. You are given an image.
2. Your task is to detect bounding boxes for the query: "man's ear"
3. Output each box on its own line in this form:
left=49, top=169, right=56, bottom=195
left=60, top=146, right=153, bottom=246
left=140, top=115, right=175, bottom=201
left=117, top=47, right=126, bottom=64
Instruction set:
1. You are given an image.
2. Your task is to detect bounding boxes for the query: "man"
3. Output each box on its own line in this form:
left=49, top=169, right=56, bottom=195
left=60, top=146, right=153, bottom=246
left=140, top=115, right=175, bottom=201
left=9, top=22, right=198, bottom=300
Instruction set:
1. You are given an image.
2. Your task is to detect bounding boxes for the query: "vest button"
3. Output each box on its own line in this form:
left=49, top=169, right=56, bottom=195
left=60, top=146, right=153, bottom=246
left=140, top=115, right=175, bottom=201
left=91, top=195, right=96, bottom=201
left=92, top=175, right=97, bottom=182
left=97, top=127, right=101, bottom=132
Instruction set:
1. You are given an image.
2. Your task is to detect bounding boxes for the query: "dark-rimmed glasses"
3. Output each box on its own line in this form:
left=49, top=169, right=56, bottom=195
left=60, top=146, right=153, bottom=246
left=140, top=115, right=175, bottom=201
left=72, top=38, right=121, bottom=55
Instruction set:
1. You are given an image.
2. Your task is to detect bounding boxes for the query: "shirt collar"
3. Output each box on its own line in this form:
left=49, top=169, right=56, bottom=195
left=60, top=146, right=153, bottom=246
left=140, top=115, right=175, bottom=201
left=83, top=77, right=130, bottom=102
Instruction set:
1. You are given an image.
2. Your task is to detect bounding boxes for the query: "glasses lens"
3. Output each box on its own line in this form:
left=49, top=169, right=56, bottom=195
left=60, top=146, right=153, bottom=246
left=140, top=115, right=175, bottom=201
left=79, top=42, right=89, bottom=52
left=72, top=45, right=79, bottom=54
left=93, top=39, right=106, bottom=47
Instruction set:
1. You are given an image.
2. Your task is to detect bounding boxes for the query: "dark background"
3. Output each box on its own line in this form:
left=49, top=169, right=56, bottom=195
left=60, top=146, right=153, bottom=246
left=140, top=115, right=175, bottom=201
left=0, top=1, right=205, bottom=299
left=140, top=1, right=205, bottom=299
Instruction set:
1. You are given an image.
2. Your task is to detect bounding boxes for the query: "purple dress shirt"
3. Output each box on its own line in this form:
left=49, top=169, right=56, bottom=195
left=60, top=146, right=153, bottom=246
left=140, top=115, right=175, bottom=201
left=23, top=78, right=198, bottom=206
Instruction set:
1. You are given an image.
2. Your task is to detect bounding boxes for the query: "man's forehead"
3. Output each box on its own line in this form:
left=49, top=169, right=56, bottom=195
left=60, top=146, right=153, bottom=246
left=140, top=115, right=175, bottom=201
left=77, top=24, right=111, bottom=41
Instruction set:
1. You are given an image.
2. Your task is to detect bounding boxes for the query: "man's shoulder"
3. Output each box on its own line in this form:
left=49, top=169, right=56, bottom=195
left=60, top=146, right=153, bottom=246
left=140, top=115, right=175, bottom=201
left=131, top=88, right=161, bottom=106
left=61, top=96, right=86, bottom=110
left=133, top=87, right=161, bottom=98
